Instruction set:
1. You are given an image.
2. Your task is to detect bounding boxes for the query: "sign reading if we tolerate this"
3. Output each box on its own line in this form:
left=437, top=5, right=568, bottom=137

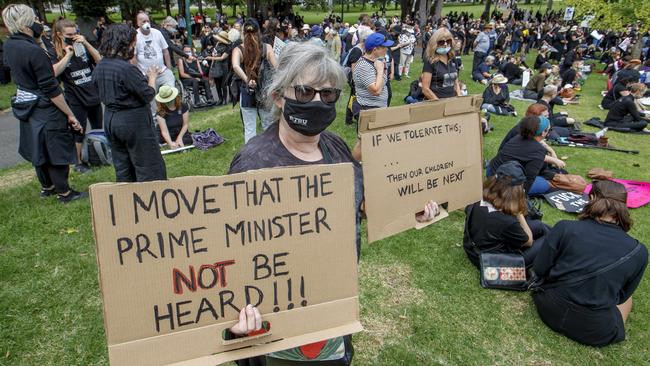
left=89, top=164, right=362, bottom=366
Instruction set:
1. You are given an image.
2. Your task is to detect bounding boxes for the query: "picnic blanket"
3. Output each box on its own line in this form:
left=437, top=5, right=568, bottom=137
left=584, top=179, right=650, bottom=208
left=509, top=89, right=537, bottom=103
left=584, top=117, right=650, bottom=134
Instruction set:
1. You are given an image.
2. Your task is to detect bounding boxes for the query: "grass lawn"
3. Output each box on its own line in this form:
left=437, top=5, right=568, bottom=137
left=1, top=51, right=649, bottom=365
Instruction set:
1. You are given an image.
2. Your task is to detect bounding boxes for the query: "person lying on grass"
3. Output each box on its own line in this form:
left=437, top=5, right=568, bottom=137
left=532, top=180, right=648, bottom=347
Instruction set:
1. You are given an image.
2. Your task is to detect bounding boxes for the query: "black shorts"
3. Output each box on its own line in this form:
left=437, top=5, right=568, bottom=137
left=533, top=289, right=625, bottom=347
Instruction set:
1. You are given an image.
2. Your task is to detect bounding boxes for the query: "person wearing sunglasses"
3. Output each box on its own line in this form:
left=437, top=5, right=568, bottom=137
left=421, top=28, right=461, bottom=101
left=228, top=41, right=441, bottom=366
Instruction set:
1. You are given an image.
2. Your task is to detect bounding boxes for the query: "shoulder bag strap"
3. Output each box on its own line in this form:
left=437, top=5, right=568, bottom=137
left=465, top=203, right=504, bottom=253
left=542, top=243, right=642, bottom=290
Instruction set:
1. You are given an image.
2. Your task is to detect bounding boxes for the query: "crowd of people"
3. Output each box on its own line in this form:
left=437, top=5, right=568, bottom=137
left=2, top=1, right=649, bottom=362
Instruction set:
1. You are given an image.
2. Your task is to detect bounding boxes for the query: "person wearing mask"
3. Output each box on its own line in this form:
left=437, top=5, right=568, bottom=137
left=523, top=63, right=551, bottom=100
left=472, top=55, right=494, bottom=84
left=489, top=115, right=552, bottom=196
left=227, top=41, right=440, bottom=365
left=155, top=85, right=192, bottom=149
left=160, top=16, right=188, bottom=66
left=177, top=44, right=215, bottom=107
left=421, top=28, right=461, bottom=101
left=605, top=83, right=650, bottom=132
left=326, top=26, right=342, bottom=61
left=206, top=30, right=231, bottom=105
left=2, top=5, right=85, bottom=202
left=472, top=23, right=492, bottom=74
left=134, top=12, right=175, bottom=91
left=398, top=26, right=416, bottom=78
left=481, top=74, right=516, bottom=116
left=94, top=24, right=166, bottom=182
left=50, top=19, right=103, bottom=174
left=464, top=161, right=549, bottom=268
left=532, top=180, right=648, bottom=347
left=352, top=32, right=392, bottom=117
left=231, top=18, right=277, bottom=143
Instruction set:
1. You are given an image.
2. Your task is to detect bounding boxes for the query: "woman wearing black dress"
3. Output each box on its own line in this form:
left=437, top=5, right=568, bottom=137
left=2, top=4, right=85, bottom=203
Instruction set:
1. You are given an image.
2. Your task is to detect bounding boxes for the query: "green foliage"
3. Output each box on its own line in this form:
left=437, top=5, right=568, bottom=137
left=302, top=0, right=330, bottom=12
left=71, top=0, right=115, bottom=17
left=566, top=0, right=650, bottom=32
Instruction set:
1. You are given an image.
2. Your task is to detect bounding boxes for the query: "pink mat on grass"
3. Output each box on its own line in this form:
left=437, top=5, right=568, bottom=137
left=584, top=179, right=650, bottom=208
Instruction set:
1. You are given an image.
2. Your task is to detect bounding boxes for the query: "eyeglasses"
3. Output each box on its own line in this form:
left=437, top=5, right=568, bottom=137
left=437, top=39, right=452, bottom=46
left=293, top=85, right=341, bottom=104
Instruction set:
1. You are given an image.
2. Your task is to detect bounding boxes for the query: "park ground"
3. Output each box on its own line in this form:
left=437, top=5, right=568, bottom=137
left=1, top=10, right=650, bottom=366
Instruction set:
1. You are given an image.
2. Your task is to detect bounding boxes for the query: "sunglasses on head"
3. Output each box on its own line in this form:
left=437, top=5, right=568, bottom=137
left=437, top=39, right=452, bottom=46
left=292, top=85, right=341, bottom=104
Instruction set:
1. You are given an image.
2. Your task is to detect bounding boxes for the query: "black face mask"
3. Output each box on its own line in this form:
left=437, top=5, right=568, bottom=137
left=30, top=22, right=44, bottom=38
left=64, top=37, right=74, bottom=45
left=282, top=97, right=337, bottom=136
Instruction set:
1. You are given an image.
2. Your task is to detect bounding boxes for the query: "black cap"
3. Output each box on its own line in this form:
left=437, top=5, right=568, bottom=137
left=541, top=62, right=552, bottom=70
left=496, top=161, right=526, bottom=186
left=243, top=18, right=260, bottom=33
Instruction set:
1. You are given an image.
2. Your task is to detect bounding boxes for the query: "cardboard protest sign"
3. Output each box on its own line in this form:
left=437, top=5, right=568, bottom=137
left=359, top=96, right=484, bottom=243
left=89, top=164, right=362, bottom=366
left=544, top=190, right=589, bottom=213
left=273, top=37, right=286, bottom=60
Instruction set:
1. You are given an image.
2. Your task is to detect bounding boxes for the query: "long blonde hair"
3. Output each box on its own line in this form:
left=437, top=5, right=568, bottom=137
left=53, top=19, right=76, bottom=60
left=426, top=28, right=455, bottom=64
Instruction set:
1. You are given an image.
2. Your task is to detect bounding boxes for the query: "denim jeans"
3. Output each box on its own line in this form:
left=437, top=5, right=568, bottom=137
left=240, top=96, right=273, bottom=143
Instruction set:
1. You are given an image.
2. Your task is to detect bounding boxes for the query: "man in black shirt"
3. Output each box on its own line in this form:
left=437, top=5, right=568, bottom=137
left=604, top=83, right=650, bottom=132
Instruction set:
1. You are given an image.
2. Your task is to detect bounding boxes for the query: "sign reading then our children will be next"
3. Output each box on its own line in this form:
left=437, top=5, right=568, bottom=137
left=359, top=96, right=484, bottom=243
left=89, top=164, right=361, bottom=366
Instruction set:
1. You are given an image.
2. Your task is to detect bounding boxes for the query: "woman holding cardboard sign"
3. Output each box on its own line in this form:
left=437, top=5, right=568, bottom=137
left=421, top=28, right=461, bottom=101
left=226, top=42, right=441, bottom=366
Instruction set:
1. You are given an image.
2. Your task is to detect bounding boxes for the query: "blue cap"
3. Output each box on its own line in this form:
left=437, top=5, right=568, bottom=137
left=365, top=32, right=394, bottom=51
left=536, top=116, right=551, bottom=136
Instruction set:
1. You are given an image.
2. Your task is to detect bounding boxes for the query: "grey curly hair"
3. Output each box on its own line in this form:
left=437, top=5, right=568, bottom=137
left=264, top=42, right=346, bottom=120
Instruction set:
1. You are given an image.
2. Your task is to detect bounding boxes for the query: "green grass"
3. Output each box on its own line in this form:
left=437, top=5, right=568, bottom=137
left=1, top=51, right=649, bottom=365
left=0, top=82, right=15, bottom=110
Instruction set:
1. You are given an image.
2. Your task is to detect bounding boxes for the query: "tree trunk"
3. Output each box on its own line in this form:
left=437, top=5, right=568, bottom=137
left=164, top=0, right=172, bottom=16
left=198, top=0, right=204, bottom=16
left=482, top=0, right=492, bottom=21
left=417, top=0, right=427, bottom=27
left=433, top=0, right=443, bottom=23
left=400, top=0, right=410, bottom=20
left=214, top=0, right=223, bottom=13
left=178, top=0, right=185, bottom=16
left=31, top=0, right=47, bottom=22
left=546, top=0, right=552, bottom=11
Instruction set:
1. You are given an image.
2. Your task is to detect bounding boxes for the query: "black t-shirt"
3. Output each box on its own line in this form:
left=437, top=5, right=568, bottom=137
left=503, top=62, right=523, bottom=81
left=50, top=47, right=100, bottom=106
left=422, top=57, right=458, bottom=99
left=489, top=135, right=546, bottom=192
left=158, top=102, right=189, bottom=134
left=601, top=83, right=627, bottom=108
left=345, top=46, right=363, bottom=67
left=468, top=201, right=528, bottom=250
left=605, top=95, right=644, bottom=123
left=534, top=53, right=547, bottom=70
left=534, top=219, right=648, bottom=309
left=561, top=68, right=577, bottom=86
left=229, top=123, right=364, bottom=259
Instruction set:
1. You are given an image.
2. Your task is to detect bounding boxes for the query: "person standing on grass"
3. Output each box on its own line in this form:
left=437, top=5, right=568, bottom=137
left=2, top=4, right=86, bottom=203
left=472, top=23, right=492, bottom=74
left=50, top=19, right=103, bottom=174
left=134, top=12, right=175, bottom=92
left=93, top=24, right=166, bottom=182
left=421, top=28, right=461, bottom=101
left=532, top=180, right=648, bottom=347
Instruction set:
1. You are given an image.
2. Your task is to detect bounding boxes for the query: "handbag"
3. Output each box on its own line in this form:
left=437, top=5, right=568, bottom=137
left=526, top=198, right=544, bottom=220
left=549, top=174, right=588, bottom=194
left=11, top=88, right=41, bottom=122
left=466, top=204, right=528, bottom=291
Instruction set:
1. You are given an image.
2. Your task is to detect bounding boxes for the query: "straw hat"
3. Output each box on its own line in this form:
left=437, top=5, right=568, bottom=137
left=214, top=30, right=230, bottom=44
left=155, top=85, right=179, bottom=103
left=302, top=24, right=310, bottom=31
left=490, top=74, right=508, bottom=84
left=348, top=25, right=358, bottom=34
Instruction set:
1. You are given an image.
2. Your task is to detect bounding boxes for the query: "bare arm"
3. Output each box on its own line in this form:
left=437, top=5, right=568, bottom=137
left=517, top=214, right=534, bottom=247
left=177, top=58, right=191, bottom=79
left=52, top=48, right=74, bottom=77
left=421, top=72, right=438, bottom=100
left=176, top=110, right=190, bottom=146
left=157, top=116, right=175, bottom=146
left=163, top=49, right=173, bottom=70
left=367, top=60, right=385, bottom=95
left=231, top=47, right=248, bottom=83
left=266, top=44, right=278, bottom=68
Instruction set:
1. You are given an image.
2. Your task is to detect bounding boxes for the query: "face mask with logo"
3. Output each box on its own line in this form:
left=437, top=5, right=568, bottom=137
left=436, top=47, right=451, bottom=55
left=282, top=97, right=337, bottom=136
left=30, top=22, right=44, bottom=38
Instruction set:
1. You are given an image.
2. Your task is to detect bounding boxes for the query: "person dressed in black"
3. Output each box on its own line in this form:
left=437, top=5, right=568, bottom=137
left=2, top=5, right=85, bottom=203
left=421, top=28, right=460, bottom=100
left=600, top=72, right=635, bottom=110
left=538, top=85, right=576, bottom=129
left=51, top=19, right=103, bottom=173
left=532, top=180, right=648, bottom=347
left=155, top=85, right=192, bottom=148
left=93, top=24, right=166, bottom=182
left=178, top=44, right=215, bottom=107
left=534, top=44, right=549, bottom=70
left=160, top=16, right=189, bottom=67
left=464, top=161, right=549, bottom=268
left=489, top=115, right=551, bottom=196
left=501, top=54, right=525, bottom=86
left=206, top=31, right=231, bottom=105
left=605, top=83, right=650, bottom=132
left=481, top=74, right=515, bottom=116
left=561, top=60, right=582, bottom=88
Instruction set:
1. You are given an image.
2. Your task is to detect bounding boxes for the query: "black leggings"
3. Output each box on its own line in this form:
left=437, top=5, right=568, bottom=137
left=213, top=77, right=228, bottom=103
left=605, top=115, right=648, bottom=132
left=35, top=163, right=70, bottom=194
left=182, top=78, right=213, bottom=104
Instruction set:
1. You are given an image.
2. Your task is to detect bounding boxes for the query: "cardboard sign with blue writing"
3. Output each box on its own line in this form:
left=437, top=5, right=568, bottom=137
left=89, top=164, right=361, bottom=365
left=359, top=96, right=484, bottom=243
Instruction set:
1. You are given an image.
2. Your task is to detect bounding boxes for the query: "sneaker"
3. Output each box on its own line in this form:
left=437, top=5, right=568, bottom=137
left=58, top=190, right=88, bottom=203
left=74, top=164, right=91, bottom=174
left=512, top=111, right=518, bottom=117
left=40, top=187, right=55, bottom=198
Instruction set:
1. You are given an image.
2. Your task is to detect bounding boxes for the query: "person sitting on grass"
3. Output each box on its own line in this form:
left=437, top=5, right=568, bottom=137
left=464, top=161, right=549, bottom=268
left=472, top=54, right=494, bottom=84
left=481, top=74, right=516, bottom=116
left=155, top=85, right=192, bottom=149
left=532, top=180, right=648, bottom=347
left=523, top=63, right=551, bottom=100
left=605, top=83, right=650, bottom=132
left=501, top=54, right=525, bottom=86
left=561, top=60, right=583, bottom=90
left=537, top=85, right=577, bottom=129
left=489, top=115, right=553, bottom=196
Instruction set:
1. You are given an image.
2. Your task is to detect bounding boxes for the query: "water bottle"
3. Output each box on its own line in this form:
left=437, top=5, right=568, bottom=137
left=73, top=41, right=86, bottom=58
